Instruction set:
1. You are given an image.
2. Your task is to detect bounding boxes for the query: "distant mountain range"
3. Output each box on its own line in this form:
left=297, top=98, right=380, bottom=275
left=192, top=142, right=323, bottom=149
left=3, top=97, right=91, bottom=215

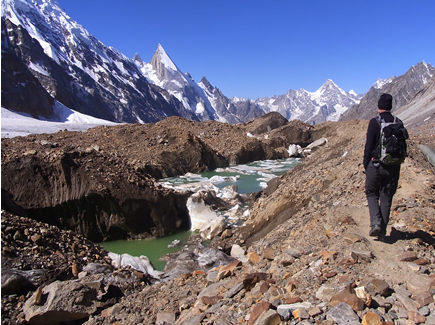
left=1, top=0, right=434, bottom=126
left=340, top=62, right=435, bottom=122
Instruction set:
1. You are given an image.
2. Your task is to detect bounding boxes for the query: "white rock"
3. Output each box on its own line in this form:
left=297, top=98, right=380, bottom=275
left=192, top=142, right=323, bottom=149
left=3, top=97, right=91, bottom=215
left=230, top=244, right=247, bottom=261
left=316, top=284, right=345, bottom=302
left=306, top=137, right=328, bottom=148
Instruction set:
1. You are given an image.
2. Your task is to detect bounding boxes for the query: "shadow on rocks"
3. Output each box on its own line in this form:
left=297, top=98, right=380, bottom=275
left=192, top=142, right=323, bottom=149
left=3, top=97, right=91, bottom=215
left=386, top=227, right=435, bottom=245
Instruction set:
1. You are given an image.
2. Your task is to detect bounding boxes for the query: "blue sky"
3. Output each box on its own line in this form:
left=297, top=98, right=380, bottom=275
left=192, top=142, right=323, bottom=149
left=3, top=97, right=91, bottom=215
left=57, top=0, right=435, bottom=99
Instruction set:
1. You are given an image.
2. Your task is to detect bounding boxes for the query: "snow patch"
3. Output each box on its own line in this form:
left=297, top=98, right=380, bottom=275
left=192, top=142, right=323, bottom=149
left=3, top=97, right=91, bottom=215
left=28, top=62, right=50, bottom=76
left=1, top=103, right=119, bottom=138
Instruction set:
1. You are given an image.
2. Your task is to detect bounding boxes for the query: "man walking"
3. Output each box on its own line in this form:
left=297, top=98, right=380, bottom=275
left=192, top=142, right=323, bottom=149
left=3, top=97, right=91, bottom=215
left=363, top=93, right=408, bottom=241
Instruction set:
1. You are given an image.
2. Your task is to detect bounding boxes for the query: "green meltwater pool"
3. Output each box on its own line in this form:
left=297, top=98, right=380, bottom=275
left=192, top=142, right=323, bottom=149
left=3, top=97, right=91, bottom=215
left=99, top=229, right=193, bottom=271
left=100, top=158, right=300, bottom=271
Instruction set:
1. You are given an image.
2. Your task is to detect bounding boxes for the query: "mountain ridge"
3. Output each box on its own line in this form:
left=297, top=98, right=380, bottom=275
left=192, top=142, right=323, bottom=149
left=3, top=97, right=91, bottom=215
left=339, top=61, right=435, bottom=122
left=1, top=0, right=434, bottom=127
left=0, top=0, right=359, bottom=125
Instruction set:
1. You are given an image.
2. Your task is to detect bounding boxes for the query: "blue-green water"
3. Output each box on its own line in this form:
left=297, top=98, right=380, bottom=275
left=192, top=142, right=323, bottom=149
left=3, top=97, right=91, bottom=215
left=101, top=158, right=300, bottom=271
left=159, top=158, right=300, bottom=194
left=99, top=229, right=193, bottom=271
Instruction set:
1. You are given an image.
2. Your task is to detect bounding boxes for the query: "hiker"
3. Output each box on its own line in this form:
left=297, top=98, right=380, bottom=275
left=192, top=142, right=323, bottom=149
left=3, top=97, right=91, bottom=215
left=363, top=93, right=408, bottom=241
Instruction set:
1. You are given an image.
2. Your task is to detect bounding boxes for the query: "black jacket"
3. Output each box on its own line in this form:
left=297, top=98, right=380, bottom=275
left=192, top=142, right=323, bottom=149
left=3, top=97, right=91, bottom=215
left=363, top=111, right=396, bottom=169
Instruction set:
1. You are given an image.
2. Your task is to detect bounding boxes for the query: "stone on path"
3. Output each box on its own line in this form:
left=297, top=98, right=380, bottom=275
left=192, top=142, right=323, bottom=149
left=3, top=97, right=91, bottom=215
left=331, top=289, right=365, bottom=312
left=406, top=273, right=435, bottom=293
left=277, top=302, right=312, bottom=321
left=361, top=311, right=381, bottom=325
left=327, top=302, right=360, bottom=325
left=231, top=244, right=247, bottom=261
left=156, top=312, right=176, bottom=325
left=364, top=279, right=391, bottom=297
left=248, top=301, right=272, bottom=325
left=247, top=251, right=261, bottom=264
left=397, top=251, right=418, bottom=262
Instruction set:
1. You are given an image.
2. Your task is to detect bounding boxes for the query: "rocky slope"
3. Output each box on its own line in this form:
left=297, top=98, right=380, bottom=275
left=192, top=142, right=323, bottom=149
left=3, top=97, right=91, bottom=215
left=2, top=111, right=435, bottom=324
left=1, top=211, right=157, bottom=325
left=87, top=121, right=435, bottom=325
left=395, top=75, right=435, bottom=132
left=1, top=112, right=308, bottom=243
left=340, top=62, right=435, bottom=122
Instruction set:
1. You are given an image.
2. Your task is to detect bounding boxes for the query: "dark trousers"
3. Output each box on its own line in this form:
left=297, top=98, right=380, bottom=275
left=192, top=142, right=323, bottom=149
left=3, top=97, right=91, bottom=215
left=365, top=160, right=400, bottom=235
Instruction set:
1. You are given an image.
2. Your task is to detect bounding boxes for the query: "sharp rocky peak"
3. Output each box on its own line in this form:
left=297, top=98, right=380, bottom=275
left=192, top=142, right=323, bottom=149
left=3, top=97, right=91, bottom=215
left=150, top=43, right=178, bottom=72
left=200, top=76, right=213, bottom=91
left=320, top=79, right=339, bottom=90
left=132, top=53, right=144, bottom=64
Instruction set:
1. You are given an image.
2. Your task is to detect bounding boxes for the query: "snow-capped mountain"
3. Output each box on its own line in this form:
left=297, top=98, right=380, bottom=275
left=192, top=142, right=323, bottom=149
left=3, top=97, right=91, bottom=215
left=1, top=0, right=195, bottom=123
left=372, top=77, right=396, bottom=90
left=248, top=79, right=362, bottom=124
left=340, top=61, right=435, bottom=121
left=4, top=0, right=426, bottom=127
left=134, top=45, right=219, bottom=122
left=133, top=44, right=269, bottom=124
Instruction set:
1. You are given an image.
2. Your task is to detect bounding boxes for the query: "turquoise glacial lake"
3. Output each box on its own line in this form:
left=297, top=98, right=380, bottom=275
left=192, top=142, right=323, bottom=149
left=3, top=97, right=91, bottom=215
left=100, top=158, right=300, bottom=271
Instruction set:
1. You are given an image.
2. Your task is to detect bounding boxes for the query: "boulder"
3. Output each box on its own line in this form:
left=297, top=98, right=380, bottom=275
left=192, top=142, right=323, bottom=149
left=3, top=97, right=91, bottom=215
left=316, top=284, right=345, bottom=302
left=406, top=273, right=435, bottom=293
left=156, top=312, right=176, bottom=325
left=361, top=311, right=381, bottom=325
left=1, top=269, right=36, bottom=296
left=331, top=289, right=365, bottom=312
left=82, top=263, right=114, bottom=275
left=254, top=309, right=281, bottom=325
left=23, top=280, right=98, bottom=325
left=364, top=279, right=392, bottom=297
left=162, top=246, right=234, bottom=281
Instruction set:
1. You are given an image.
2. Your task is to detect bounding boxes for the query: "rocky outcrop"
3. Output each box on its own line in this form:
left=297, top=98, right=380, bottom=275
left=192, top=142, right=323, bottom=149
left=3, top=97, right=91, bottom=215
left=0, top=212, right=152, bottom=325
left=1, top=114, right=316, bottom=242
left=1, top=19, right=55, bottom=119
left=243, top=112, right=289, bottom=135
left=1, top=149, right=191, bottom=242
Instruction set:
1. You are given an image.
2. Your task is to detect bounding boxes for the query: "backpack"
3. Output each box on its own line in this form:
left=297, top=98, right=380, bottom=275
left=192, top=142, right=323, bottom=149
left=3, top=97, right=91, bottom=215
left=374, top=115, right=409, bottom=165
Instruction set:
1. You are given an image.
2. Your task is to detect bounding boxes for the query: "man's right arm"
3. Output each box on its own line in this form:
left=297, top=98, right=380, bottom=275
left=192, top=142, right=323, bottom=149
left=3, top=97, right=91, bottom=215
left=363, top=118, right=379, bottom=169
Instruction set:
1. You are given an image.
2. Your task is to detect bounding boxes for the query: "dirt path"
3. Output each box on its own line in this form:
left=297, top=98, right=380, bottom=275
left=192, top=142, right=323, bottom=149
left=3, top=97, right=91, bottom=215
left=351, top=206, right=412, bottom=283
left=345, top=158, right=432, bottom=285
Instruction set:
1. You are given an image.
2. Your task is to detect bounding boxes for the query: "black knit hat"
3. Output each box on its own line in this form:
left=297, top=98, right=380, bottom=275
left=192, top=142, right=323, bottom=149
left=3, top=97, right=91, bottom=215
left=378, top=93, right=393, bottom=111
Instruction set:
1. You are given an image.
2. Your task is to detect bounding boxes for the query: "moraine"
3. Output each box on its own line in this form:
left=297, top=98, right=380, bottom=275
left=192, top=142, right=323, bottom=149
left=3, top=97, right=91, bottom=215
left=99, top=158, right=300, bottom=271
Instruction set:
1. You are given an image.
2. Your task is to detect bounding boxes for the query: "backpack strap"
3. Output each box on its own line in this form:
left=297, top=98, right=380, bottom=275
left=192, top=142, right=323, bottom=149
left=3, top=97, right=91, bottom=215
left=376, top=115, right=381, bottom=127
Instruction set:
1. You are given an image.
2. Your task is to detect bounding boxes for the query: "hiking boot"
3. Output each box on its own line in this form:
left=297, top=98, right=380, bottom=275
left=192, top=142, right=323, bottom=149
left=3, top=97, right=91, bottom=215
left=369, top=225, right=381, bottom=237
left=377, top=232, right=386, bottom=242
